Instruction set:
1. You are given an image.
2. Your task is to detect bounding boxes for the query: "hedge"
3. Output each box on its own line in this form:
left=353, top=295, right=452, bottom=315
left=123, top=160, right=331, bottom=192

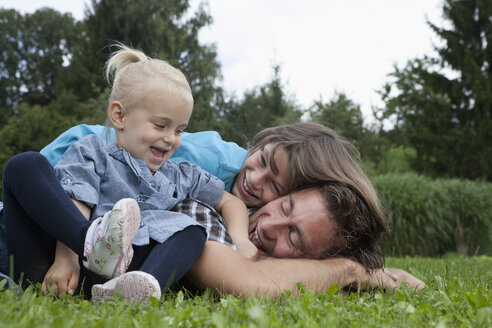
left=373, top=173, right=492, bottom=256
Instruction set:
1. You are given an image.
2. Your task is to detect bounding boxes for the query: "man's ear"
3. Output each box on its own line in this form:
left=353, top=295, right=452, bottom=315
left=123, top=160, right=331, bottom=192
left=108, top=101, right=125, bottom=130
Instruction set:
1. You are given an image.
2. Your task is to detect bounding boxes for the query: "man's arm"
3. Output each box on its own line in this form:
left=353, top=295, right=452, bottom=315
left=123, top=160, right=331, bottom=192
left=186, top=241, right=400, bottom=298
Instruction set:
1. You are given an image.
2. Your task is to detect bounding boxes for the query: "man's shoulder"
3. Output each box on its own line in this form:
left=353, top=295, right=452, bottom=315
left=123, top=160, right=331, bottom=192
left=173, top=199, right=235, bottom=249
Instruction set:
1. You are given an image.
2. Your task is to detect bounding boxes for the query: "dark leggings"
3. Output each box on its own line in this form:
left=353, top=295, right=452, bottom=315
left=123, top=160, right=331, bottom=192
left=2, top=152, right=206, bottom=296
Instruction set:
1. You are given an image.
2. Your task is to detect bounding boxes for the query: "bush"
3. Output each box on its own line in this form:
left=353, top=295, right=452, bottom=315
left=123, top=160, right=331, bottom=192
left=374, top=173, right=492, bottom=256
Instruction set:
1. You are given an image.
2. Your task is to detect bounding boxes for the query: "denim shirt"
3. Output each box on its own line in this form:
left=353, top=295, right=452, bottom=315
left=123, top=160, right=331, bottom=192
left=55, top=135, right=225, bottom=246
left=41, top=124, right=248, bottom=191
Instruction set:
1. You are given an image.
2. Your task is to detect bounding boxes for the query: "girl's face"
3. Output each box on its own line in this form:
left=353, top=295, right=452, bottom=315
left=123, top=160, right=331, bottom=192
left=113, top=89, right=192, bottom=172
left=231, top=144, right=292, bottom=208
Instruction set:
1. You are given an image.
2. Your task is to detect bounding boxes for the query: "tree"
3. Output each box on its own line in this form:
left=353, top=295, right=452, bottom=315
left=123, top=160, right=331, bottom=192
left=59, top=0, right=222, bottom=131
left=377, top=0, right=492, bottom=180
left=310, top=92, right=365, bottom=147
left=309, top=92, right=396, bottom=175
left=217, top=64, right=302, bottom=147
left=0, top=8, right=80, bottom=126
left=0, top=104, right=74, bottom=189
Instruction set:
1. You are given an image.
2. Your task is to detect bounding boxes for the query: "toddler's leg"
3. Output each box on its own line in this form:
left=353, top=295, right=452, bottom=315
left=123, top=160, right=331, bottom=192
left=83, top=198, right=140, bottom=279
left=140, top=226, right=206, bottom=289
left=2, top=152, right=90, bottom=256
left=2, top=152, right=140, bottom=282
left=91, top=271, right=161, bottom=305
left=90, top=226, right=206, bottom=304
left=2, top=152, right=89, bottom=284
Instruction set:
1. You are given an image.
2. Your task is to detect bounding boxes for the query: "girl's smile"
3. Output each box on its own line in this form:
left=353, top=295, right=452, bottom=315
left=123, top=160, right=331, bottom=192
left=149, top=145, right=172, bottom=165
left=232, top=144, right=291, bottom=208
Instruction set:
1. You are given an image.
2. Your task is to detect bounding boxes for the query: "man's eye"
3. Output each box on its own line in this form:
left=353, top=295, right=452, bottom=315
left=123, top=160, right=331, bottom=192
left=281, top=202, right=286, bottom=215
left=287, top=228, right=296, bottom=249
left=281, top=200, right=290, bottom=216
left=154, top=123, right=165, bottom=129
left=288, top=229, right=301, bottom=252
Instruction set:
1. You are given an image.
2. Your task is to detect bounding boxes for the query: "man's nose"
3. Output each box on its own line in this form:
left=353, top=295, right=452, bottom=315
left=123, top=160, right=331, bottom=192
left=260, top=217, right=287, bottom=241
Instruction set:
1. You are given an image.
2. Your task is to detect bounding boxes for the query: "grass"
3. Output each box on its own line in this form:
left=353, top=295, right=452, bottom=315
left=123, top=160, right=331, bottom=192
left=0, top=256, right=490, bottom=328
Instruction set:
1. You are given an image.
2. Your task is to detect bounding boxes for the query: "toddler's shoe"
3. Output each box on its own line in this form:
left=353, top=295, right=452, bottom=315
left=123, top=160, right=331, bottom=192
left=83, top=198, right=140, bottom=279
left=92, top=271, right=161, bottom=305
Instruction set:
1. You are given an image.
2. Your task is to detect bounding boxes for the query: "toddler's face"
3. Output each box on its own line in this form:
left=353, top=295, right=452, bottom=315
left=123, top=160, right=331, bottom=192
left=116, top=89, right=192, bottom=172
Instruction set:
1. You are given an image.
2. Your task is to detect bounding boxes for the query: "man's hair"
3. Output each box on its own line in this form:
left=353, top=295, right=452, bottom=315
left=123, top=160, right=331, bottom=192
left=316, top=182, right=389, bottom=270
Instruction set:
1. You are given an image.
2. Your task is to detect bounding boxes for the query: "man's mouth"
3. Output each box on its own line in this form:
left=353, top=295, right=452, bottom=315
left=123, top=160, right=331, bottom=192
left=242, top=175, right=258, bottom=199
left=248, top=223, right=266, bottom=253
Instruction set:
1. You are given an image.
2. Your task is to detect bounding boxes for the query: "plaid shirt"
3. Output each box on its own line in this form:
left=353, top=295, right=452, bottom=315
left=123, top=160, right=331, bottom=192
left=173, top=199, right=258, bottom=251
left=173, top=198, right=236, bottom=249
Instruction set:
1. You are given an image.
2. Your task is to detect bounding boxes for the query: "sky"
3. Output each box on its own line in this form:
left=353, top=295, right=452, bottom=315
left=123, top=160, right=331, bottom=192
left=0, top=0, right=446, bottom=122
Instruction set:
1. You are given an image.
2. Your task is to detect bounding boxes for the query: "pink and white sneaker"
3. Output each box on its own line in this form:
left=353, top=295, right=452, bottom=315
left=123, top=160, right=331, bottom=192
left=92, top=271, right=161, bottom=305
left=83, top=198, right=140, bottom=279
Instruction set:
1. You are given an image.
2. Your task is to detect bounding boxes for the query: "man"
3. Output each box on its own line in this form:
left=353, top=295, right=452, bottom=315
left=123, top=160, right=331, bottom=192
left=176, top=187, right=425, bottom=297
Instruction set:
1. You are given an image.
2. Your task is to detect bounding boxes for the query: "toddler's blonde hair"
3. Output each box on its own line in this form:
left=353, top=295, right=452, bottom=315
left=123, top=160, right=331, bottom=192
left=105, top=43, right=193, bottom=122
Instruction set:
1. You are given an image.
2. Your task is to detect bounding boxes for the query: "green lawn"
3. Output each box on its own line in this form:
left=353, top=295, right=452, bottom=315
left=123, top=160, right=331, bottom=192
left=1, top=256, right=490, bottom=327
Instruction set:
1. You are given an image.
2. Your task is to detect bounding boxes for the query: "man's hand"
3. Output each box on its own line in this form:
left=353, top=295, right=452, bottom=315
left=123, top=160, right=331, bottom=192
left=42, top=242, right=80, bottom=295
left=235, top=239, right=259, bottom=260
left=348, top=267, right=399, bottom=291
left=385, top=267, right=426, bottom=291
left=345, top=263, right=426, bottom=292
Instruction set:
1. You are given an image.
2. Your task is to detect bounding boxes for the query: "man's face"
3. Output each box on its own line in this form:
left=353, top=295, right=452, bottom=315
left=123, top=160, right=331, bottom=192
left=248, top=188, right=338, bottom=258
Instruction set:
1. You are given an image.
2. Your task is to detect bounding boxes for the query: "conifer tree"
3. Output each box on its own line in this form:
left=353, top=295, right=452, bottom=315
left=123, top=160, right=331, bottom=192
left=378, top=0, right=492, bottom=180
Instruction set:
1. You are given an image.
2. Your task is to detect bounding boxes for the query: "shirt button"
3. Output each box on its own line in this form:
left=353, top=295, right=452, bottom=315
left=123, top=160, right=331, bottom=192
left=150, top=182, right=156, bottom=187
left=63, top=179, right=70, bottom=184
